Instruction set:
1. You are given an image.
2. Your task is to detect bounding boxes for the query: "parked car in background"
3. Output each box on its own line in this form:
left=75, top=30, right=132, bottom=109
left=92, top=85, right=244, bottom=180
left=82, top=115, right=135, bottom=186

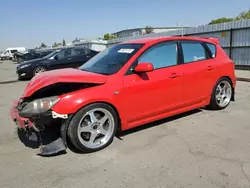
left=13, top=50, right=52, bottom=63
left=0, top=47, right=26, bottom=60
left=10, top=36, right=236, bottom=156
left=16, top=47, right=99, bottom=80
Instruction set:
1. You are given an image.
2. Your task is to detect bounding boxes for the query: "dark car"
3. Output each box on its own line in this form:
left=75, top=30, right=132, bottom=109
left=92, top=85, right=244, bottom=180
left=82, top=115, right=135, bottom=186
left=16, top=47, right=99, bottom=80
left=13, top=50, right=52, bottom=63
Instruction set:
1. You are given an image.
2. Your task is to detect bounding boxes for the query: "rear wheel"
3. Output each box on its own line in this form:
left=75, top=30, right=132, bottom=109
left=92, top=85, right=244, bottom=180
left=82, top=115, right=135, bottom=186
left=33, top=66, right=47, bottom=76
left=208, top=77, right=232, bottom=110
left=67, top=103, right=118, bottom=153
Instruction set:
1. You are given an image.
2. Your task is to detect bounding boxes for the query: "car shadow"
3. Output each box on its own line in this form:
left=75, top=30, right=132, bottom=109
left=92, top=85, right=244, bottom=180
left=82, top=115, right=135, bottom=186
left=0, top=80, right=19, bottom=84
left=17, top=108, right=203, bottom=156
left=118, top=108, right=203, bottom=137
left=68, top=108, right=203, bottom=154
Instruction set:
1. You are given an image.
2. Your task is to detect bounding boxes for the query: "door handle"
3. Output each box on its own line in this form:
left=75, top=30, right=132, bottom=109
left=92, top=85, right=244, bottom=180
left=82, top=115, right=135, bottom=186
left=169, top=72, right=181, bottom=78
left=207, top=65, right=214, bottom=71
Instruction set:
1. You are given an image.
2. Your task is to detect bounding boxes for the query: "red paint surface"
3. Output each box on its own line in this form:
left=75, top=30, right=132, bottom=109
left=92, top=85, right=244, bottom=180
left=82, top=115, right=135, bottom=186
left=23, top=68, right=107, bottom=97
left=10, top=100, right=34, bottom=129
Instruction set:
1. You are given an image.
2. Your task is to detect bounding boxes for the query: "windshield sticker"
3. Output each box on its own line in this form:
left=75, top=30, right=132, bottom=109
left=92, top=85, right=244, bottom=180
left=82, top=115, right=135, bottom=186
left=118, top=49, right=134, bottom=53
left=194, top=56, right=205, bottom=61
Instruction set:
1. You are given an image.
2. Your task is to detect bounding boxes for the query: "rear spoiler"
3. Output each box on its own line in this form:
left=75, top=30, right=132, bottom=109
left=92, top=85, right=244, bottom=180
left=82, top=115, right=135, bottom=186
left=200, top=37, right=219, bottom=44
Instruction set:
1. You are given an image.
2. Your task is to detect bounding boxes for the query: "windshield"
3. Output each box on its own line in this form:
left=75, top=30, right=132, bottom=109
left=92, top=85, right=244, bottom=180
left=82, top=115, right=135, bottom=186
left=43, top=50, right=59, bottom=59
left=79, top=43, right=144, bottom=75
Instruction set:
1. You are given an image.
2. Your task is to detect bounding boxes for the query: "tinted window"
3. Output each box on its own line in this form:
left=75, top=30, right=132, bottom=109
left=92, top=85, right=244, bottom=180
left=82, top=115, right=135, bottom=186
left=138, top=42, right=177, bottom=69
left=206, top=43, right=216, bottom=58
left=72, top=48, right=90, bottom=56
left=79, top=43, right=144, bottom=75
left=56, top=49, right=73, bottom=59
left=11, top=50, right=18, bottom=53
left=181, top=42, right=207, bottom=63
left=43, top=51, right=59, bottom=59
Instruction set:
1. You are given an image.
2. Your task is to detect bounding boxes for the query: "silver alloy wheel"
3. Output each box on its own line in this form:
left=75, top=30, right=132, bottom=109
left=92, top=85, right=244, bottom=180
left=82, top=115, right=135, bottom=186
left=77, top=108, right=115, bottom=149
left=34, top=67, right=46, bottom=75
left=215, top=80, right=232, bottom=108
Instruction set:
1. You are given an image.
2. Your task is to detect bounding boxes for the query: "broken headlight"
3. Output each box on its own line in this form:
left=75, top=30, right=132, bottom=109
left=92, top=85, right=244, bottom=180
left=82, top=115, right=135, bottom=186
left=20, top=96, right=60, bottom=115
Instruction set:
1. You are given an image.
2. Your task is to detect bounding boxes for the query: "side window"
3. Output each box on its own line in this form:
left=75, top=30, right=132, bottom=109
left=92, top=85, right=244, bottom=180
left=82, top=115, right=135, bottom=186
left=64, top=49, right=72, bottom=57
left=57, top=49, right=72, bottom=59
left=11, top=50, right=17, bottom=53
left=206, top=43, right=216, bottom=58
left=137, top=42, right=177, bottom=69
left=71, top=49, right=81, bottom=56
left=84, top=48, right=90, bottom=55
left=181, top=42, right=208, bottom=63
left=72, top=48, right=89, bottom=56
left=56, top=51, right=65, bottom=59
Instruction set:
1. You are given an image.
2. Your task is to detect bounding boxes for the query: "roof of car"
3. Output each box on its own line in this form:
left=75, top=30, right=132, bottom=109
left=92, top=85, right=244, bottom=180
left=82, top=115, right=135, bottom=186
left=122, top=36, right=218, bottom=45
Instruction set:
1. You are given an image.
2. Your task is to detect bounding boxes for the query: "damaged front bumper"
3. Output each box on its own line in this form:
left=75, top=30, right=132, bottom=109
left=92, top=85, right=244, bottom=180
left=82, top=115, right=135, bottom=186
left=10, top=100, right=72, bottom=156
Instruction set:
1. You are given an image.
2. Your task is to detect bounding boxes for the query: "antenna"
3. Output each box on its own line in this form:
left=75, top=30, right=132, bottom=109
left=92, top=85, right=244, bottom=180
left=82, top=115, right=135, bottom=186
left=177, top=21, right=184, bottom=36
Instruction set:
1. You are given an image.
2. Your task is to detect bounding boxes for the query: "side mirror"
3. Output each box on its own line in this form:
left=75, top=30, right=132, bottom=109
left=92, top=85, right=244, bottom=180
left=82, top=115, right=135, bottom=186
left=54, top=55, right=59, bottom=60
left=134, top=62, right=154, bottom=73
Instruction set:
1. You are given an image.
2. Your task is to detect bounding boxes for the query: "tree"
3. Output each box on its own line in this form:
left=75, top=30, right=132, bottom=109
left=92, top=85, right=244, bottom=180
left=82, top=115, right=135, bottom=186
left=236, top=9, right=250, bottom=20
left=62, top=39, right=66, bottom=46
left=209, top=17, right=233, bottom=25
left=52, top=42, right=58, bottom=48
left=103, top=33, right=116, bottom=40
left=145, top=26, right=154, bottom=34
left=40, top=43, right=47, bottom=48
left=104, top=33, right=110, bottom=40
left=208, top=9, right=250, bottom=25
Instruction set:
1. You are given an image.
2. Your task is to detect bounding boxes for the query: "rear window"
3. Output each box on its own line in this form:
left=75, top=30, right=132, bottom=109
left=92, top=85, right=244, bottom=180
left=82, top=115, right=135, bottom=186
left=205, top=43, right=216, bottom=58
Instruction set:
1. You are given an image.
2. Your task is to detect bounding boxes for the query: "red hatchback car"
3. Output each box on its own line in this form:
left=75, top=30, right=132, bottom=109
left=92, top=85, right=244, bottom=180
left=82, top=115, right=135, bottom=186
left=10, top=36, right=236, bottom=155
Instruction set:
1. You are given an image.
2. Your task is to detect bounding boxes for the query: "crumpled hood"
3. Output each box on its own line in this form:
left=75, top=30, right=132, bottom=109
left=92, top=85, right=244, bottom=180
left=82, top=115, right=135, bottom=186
left=22, top=68, right=108, bottom=97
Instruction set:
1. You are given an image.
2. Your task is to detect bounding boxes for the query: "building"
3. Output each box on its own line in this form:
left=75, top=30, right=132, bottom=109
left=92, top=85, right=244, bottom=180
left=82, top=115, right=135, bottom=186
left=73, top=38, right=107, bottom=52
left=112, top=27, right=189, bottom=38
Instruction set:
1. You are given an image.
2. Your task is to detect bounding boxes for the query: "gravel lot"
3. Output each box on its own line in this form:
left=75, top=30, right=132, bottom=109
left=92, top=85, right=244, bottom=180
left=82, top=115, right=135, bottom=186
left=1, top=61, right=250, bottom=188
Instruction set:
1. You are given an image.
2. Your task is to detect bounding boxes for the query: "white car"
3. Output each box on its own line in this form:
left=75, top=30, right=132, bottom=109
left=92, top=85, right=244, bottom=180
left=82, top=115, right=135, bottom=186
left=0, top=47, right=26, bottom=60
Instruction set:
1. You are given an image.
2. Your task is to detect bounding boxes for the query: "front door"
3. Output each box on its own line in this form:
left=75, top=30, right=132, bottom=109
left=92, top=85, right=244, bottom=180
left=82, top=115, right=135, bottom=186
left=48, top=49, right=70, bottom=70
left=119, top=42, right=183, bottom=128
left=72, top=48, right=92, bottom=68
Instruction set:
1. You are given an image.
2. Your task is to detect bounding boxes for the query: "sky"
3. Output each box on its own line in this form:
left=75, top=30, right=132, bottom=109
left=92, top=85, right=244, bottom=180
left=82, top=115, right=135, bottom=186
left=0, top=0, right=249, bottom=50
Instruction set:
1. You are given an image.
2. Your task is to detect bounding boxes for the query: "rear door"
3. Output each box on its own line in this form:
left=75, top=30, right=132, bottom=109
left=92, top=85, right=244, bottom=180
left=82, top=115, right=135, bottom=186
left=120, top=41, right=183, bottom=127
left=179, top=40, right=214, bottom=106
left=72, top=48, right=93, bottom=67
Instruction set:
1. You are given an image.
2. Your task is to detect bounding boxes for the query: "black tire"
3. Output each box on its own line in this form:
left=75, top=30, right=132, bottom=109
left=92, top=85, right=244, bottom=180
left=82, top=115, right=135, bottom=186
left=208, top=77, right=232, bottom=110
left=32, top=66, right=47, bottom=77
left=67, top=103, right=118, bottom=153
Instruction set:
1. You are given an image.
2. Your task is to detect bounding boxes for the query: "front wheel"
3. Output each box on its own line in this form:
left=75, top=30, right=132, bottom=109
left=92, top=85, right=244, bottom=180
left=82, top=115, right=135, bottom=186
left=208, top=77, right=233, bottom=110
left=33, top=66, right=47, bottom=77
left=67, top=103, right=118, bottom=153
